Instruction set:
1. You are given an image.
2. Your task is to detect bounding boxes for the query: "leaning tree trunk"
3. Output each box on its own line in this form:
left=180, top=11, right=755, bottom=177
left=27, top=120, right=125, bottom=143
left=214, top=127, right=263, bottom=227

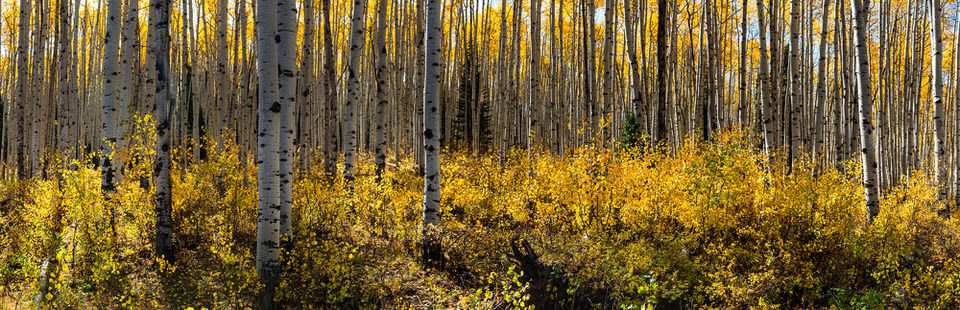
left=422, top=0, right=443, bottom=270
left=150, top=0, right=173, bottom=263
left=101, top=0, right=122, bottom=194
left=255, top=0, right=281, bottom=306
left=929, top=0, right=948, bottom=211
left=277, top=0, right=297, bottom=246
left=850, top=0, right=880, bottom=221
left=374, top=0, right=390, bottom=182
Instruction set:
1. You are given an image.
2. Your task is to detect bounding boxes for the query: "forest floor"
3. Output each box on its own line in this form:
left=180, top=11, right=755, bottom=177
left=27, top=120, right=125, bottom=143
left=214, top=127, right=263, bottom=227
left=1, top=130, right=960, bottom=309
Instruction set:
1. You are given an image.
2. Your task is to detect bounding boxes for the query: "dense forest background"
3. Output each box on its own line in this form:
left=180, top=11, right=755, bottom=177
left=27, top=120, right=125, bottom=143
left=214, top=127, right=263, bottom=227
left=2, top=0, right=960, bottom=308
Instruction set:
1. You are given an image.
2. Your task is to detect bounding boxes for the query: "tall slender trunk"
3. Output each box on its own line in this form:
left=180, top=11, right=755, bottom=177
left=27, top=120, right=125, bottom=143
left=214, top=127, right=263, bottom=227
left=602, top=0, right=614, bottom=145
left=656, top=0, right=670, bottom=144
left=788, top=0, right=802, bottom=167
left=529, top=0, right=542, bottom=152
left=374, top=0, right=390, bottom=182
left=929, top=0, right=948, bottom=211
left=255, top=0, right=282, bottom=306
left=850, top=0, right=880, bottom=221
left=813, top=0, right=831, bottom=164
left=342, top=0, right=368, bottom=183
left=321, top=0, right=338, bottom=181
left=299, top=0, right=316, bottom=172
left=58, top=0, right=73, bottom=161
left=151, top=0, right=173, bottom=263
left=120, top=0, right=139, bottom=151
left=277, top=0, right=297, bottom=247
left=15, top=0, right=31, bottom=178
left=101, top=0, right=122, bottom=193
left=422, top=0, right=443, bottom=269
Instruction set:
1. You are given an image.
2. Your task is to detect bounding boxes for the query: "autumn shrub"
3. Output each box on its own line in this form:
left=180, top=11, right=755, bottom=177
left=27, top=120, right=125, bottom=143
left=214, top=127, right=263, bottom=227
left=1, top=122, right=960, bottom=309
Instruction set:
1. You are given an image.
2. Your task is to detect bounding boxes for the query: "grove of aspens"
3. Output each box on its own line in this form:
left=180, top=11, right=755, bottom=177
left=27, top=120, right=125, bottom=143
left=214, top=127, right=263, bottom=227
left=2, top=0, right=960, bottom=308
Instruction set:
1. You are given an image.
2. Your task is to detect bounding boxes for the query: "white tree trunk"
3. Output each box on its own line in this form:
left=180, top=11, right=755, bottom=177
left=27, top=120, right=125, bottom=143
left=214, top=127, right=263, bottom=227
left=255, top=0, right=282, bottom=306
left=101, top=0, right=122, bottom=193
left=321, top=0, right=338, bottom=180
left=374, top=0, right=390, bottom=182
left=15, top=0, right=31, bottom=178
left=150, top=0, right=173, bottom=262
left=422, top=0, right=443, bottom=269
left=342, top=0, right=368, bottom=183
left=929, top=0, right=948, bottom=207
left=277, top=0, right=297, bottom=244
left=850, top=0, right=880, bottom=220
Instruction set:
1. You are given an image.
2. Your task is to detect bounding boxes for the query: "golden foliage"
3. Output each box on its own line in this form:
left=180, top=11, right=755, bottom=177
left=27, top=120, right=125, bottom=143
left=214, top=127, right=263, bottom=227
left=1, top=123, right=959, bottom=308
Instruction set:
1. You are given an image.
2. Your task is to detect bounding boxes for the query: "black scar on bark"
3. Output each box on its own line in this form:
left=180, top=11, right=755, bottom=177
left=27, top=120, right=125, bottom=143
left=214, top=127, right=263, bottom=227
left=270, top=102, right=282, bottom=112
left=424, top=129, right=434, bottom=139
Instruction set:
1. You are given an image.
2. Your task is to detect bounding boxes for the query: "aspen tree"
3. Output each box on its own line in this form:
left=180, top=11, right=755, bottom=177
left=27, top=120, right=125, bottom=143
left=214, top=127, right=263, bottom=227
left=929, top=0, right=948, bottom=209
left=530, top=0, right=542, bottom=151
left=120, top=0, right=139, bottom=151
left=15, top=0, right=31, bottom=178
left=217, top=0, right=229, bottom=141
left=255, top=0, right=282, bottom=305
left=299, top=0, right=317, bottom=172
left=625, top=0, right=642, bottom=124
left=850, top=0, right=881, bottom=220
left=656, top=0, right=669, bottom=144
left=59, top=0, right=74, bottom=160
left=101, top=0, right=122, bottom=193
left=374, top=0, right=390, bottom=182
left=277, top=0, right=297, bottom=244
left=151, top=0, right=173, bottom=262
left=322, top=0, right=338, bottom=181
left=602, top=0, right=614, bottom=145
left=813, top=0, right=830, bottom=164
left=789, top=0, right=802, bottom=166
left=343, top=0, right=368, bottom=183
left=422, top=0, right=443, bottom=269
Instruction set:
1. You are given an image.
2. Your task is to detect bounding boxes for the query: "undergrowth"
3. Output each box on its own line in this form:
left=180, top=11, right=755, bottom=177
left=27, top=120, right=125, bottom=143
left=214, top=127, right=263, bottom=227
left=1, top=121, right=959, bottom=309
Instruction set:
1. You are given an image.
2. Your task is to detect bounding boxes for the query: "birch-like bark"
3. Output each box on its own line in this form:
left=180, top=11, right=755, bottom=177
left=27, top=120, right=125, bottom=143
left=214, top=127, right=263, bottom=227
left=422, top=0, right=443, bottom=269
left=150, top=0, right=173, bottom=263
left=788, top=0, right=802, bottom=166
left=321, top=0, right=338, bottom=180
left=929, top=0, right=948, bottom=208
left=101, top=0, right=122, bottom=194
left=119, top=0, right=139, bottom=151
left=342, top=0, right=368, bottom=183
left=277, top=0, right=297, bottom=245
left=758, top=0, right=777, bottom=154
left=813, top=0, right=830, bottom=164
left=529, top=0, right=542, bottom=151
left=299, top=0, right=316, bottom=172
left=625, top=0, right=642, bottom=123
left=255, top=0, right=281, bottom=305
left=15, top=0, right=31, bottom=178
left=601, top=0, right=613, bottom=145
left=374, top=0, right=390, bottom=182
left=58, top=0, right=73, bottom=161
left=850, top=0, right=880, bottom=220
left=217, top=0, right=230, bottom=140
